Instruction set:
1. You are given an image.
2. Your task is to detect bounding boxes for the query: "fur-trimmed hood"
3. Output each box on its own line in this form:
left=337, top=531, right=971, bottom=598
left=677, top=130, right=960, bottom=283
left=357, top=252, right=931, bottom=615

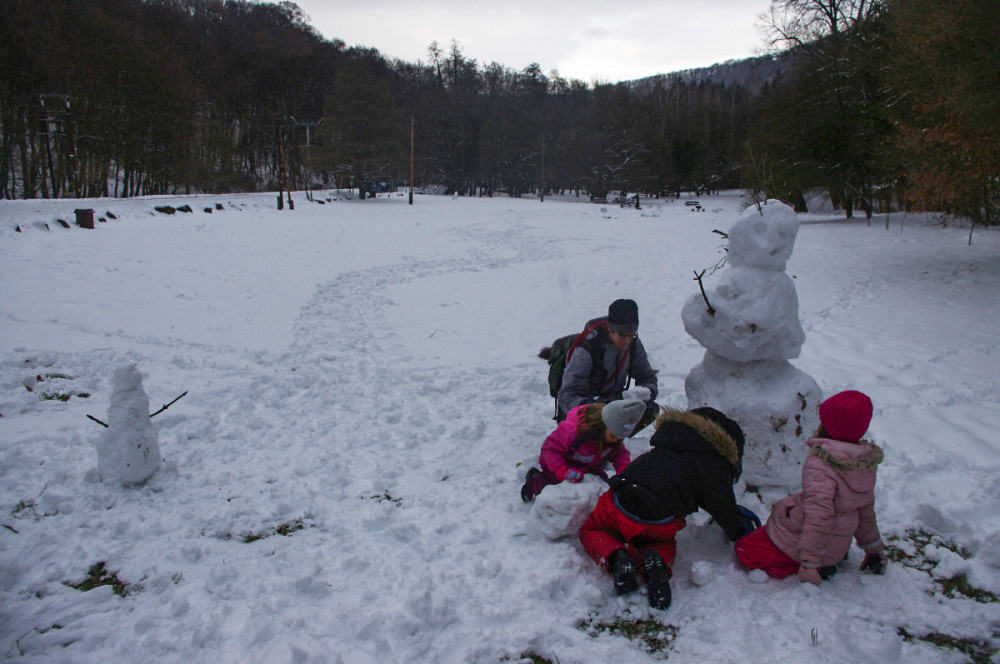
left=807, top=437, right=883, bottom=494
left=808, top=437, right=883, bottom=473
left=652, top=408, right=742, bottom=467
left=616, top=406, right=747, bottom=537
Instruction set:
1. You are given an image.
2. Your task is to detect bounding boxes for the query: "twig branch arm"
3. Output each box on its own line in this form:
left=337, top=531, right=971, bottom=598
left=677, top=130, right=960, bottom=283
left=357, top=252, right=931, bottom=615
left=87, top=390, right=188, bottom=427
left=150, top=391, right=188, bottom=418
left=694, top=270, right=716, bottom=316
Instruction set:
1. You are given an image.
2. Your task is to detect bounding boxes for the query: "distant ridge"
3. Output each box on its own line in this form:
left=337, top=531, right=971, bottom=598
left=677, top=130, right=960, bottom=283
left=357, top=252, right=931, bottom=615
left=628, top=50, right=803, bottom=94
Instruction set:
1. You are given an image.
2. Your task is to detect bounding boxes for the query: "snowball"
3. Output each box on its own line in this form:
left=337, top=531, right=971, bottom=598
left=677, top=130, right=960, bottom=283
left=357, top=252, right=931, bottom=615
left=526, top=476, right=604, bottom=540
left=96, top=363, right=161, bottom=485
left=623, top=386, right=651, bottom=402
left=690, top=560, right=715, bottom=586
left=682, top=268, right=805, bottom=362
left=728, top=200, right=800, bottom=271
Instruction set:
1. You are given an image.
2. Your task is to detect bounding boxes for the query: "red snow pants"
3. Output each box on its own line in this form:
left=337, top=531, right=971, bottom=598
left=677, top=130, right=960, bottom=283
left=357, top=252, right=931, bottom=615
left=734, top=525, right=800, bottom=579
left=579, top=490, right=686, bottom=576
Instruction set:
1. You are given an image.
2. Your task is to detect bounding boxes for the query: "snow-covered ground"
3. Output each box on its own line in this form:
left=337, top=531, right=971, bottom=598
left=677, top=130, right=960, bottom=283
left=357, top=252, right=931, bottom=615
left=1, top=190, right=998, bottom=663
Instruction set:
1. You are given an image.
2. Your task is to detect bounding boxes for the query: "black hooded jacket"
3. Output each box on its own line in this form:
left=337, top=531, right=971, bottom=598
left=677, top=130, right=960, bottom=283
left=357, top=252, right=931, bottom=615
left=611, top=408, right=746, bottom=541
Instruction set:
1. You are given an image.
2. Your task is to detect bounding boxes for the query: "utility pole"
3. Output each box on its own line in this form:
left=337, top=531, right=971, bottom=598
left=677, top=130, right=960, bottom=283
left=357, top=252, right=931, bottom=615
left=39, top=95, right=72, bottom=198
left=409, top=114, right=414, bottom=205
left=540, top=136, right=545, bottom=203
left=302, top=121, right=313, bottom=202
left=291, top=116, right=322, bottom=202
left=277, top=122, right=293, bottom=210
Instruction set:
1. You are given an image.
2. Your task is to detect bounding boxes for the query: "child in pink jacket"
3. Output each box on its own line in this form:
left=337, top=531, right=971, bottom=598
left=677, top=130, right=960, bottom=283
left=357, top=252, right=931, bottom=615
left=521, top=399, right=646, bottom=502
left=735, top=390, right=888, bottom=584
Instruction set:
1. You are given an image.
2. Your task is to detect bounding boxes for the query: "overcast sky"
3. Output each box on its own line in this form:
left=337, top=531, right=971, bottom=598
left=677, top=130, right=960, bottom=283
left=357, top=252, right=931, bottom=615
left=293, top=0, right=773, bottom=83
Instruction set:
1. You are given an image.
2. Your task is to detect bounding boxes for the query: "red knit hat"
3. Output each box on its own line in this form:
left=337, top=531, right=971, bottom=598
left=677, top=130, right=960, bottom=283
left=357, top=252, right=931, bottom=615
left=819, top=390, right=873, bottom=442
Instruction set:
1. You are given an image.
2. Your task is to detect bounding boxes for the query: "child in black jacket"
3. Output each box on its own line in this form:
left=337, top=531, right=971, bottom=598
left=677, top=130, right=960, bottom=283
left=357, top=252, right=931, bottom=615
left=579, top=406, right=760, bottom=609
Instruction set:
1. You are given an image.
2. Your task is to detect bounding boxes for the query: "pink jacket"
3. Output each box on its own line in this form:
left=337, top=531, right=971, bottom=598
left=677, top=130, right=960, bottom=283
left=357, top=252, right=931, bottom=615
left=765, top=437, right=884, bottom=568
left=539, top=405, right=631, bottom=481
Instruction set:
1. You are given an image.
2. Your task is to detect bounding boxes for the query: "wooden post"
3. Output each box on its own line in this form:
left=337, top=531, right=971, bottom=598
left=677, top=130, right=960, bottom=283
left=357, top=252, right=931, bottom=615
left=304, top=122, right=313, bottom=202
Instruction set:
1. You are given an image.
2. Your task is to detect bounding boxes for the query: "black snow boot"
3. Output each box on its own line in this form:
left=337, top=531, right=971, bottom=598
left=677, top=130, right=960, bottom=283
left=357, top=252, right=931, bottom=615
left=819, top=565, right=838, bottom=580
left=520, top=468, right=541, bottom=503
left=642, top=550, right=672, bottom=610
left=609, top=550, right=639, bottom=596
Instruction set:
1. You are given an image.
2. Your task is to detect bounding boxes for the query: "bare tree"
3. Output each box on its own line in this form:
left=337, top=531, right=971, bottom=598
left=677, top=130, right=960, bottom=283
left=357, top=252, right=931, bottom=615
left=759, top=0, right=884, bottom=52
left=752, top=0, right=893, bottom=219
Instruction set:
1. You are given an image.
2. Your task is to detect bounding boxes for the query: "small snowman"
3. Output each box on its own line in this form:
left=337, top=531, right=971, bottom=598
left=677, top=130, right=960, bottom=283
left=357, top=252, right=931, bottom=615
left=96, top=363, right=161, bottom=485
left=681, top=200, right=822, bottom=493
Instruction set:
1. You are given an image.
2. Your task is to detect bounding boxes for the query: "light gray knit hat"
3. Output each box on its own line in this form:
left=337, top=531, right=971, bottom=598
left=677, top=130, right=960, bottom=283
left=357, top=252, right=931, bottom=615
left=601, top=399, right=646, bottom=439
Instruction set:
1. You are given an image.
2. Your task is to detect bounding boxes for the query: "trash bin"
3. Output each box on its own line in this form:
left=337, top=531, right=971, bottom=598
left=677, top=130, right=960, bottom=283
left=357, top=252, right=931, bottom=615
left=74, top=208, right=95, bottom=229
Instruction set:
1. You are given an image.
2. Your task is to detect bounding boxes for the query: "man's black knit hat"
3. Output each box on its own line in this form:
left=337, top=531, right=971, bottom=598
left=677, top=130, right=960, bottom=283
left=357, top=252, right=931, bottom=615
left=607, top=299, right=639, bottom=334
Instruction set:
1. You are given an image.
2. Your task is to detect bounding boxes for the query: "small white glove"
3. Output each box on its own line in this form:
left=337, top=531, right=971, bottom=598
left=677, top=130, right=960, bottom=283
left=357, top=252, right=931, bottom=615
left=623, top=386, right=651, bottom=403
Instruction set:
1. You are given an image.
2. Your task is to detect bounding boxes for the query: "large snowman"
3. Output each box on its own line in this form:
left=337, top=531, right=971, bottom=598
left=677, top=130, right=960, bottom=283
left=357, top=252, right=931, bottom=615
left=681, top=200, right=822, bottom=493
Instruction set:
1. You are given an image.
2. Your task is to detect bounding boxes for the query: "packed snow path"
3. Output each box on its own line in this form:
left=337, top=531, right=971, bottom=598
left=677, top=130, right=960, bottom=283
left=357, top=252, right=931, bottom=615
left=1, top=192, right=999, bottom=663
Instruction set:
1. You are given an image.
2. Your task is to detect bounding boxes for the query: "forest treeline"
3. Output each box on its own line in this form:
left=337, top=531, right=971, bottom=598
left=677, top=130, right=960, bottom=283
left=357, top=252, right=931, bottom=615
left=1, top=0, right=997, bottom=224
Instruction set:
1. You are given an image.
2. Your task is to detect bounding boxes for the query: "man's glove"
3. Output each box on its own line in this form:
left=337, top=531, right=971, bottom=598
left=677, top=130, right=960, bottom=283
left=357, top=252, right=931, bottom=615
left=737, top=505, right=762, bottom=535
left=860, top=551, right=887, bottom=575
left=564, top=469, right=583, bottom=483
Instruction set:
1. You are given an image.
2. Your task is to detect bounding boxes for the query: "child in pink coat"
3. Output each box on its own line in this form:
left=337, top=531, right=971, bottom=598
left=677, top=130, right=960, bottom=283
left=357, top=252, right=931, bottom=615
left=735, top=390, right=888, bottom=584
left=520, top=399, right=646, bottom=502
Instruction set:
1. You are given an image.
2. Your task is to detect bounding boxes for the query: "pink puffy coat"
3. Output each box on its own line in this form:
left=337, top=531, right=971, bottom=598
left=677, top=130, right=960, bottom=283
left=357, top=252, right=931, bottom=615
left=539, top=405, right=631, bottom=481
left=765, top=437, right=884, bottom=568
